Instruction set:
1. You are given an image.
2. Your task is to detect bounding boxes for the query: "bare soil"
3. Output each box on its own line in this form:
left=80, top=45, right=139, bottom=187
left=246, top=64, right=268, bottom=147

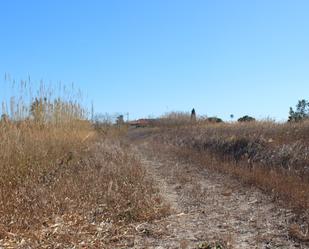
left=129, top=129, right=309, bottom=249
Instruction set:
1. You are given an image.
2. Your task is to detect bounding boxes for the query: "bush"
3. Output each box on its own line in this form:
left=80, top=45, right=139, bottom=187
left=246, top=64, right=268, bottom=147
left=206, top=117, right=223, bottom=123
left=238, top=115, right=255, bottom=122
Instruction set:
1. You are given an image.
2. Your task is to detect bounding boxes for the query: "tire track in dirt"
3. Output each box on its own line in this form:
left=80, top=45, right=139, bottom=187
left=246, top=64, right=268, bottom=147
left=132, top=140, right=309, bottom=249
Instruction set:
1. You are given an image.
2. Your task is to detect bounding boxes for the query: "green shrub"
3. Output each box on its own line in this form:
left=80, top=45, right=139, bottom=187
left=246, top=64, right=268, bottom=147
left=238, top=115, right=255, bottom=122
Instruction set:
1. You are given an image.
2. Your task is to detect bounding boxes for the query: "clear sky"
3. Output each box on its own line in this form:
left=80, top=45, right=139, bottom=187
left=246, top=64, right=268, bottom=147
left=1, top=0, right=309, bottom=121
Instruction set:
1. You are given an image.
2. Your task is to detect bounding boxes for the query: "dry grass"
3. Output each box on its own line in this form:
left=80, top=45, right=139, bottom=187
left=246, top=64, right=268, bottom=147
left=0, top=79, right=168, bottom=247
left=153, top=120, right=309, bottom=213
left=0, top=120, right=92, bottom=227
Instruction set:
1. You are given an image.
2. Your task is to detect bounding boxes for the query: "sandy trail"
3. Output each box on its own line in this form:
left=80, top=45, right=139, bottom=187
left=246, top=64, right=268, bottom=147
left=130, top=136, right=308, bottom=249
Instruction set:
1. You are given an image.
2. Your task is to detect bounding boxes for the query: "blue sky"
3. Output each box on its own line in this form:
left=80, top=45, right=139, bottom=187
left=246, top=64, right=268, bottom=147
left=1, top=0, right=309, bottom=121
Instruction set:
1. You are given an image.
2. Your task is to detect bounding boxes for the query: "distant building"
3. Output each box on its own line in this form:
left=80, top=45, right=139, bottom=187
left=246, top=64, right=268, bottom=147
left=129, top=119, right=157, bottom=128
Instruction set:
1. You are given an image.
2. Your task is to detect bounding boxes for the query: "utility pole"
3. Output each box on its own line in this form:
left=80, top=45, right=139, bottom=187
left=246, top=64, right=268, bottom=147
left=91, top=101, right=94, bottom=122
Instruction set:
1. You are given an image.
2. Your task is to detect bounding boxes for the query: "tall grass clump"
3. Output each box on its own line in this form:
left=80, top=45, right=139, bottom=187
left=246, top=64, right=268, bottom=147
left=0, top=76, right=168, bottom=247
left=0, top=77, right=93, bottom=228
left=157, top=111, right=193, bottom=127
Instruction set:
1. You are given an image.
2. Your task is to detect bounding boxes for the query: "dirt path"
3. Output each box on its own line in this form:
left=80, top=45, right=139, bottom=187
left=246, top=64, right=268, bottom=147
left=131, top=138, right=309, bottom=249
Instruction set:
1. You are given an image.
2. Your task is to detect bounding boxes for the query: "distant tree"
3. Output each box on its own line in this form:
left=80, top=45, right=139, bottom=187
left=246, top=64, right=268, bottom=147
left=230, top=114, right=234, bottom=120
left=238, top=115, right=255, bottom=122
left=206, top=117, right=223, bottom=123
left=191, top=108, right=196, bottom=122
left=288, top=99, right=309, bottom=122
left=1, top=114, right=9, bottom=123
left=93, top=113, right=113, bottom=126
left=116, top=115, right=124, bottom=125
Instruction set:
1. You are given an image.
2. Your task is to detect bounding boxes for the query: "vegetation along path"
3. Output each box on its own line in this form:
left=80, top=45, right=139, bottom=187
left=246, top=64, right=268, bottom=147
left=128, top=129, right=309, bottom=249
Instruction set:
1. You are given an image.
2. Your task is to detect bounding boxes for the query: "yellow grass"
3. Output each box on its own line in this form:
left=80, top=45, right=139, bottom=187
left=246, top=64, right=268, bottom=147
left=0, top=79, right=168, bottom=247
left=154, top=118, right=309, bottom=212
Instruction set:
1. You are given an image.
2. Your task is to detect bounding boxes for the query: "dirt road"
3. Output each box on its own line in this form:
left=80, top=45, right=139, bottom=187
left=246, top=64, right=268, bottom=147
left=129, top=130, right=309, bottom=249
